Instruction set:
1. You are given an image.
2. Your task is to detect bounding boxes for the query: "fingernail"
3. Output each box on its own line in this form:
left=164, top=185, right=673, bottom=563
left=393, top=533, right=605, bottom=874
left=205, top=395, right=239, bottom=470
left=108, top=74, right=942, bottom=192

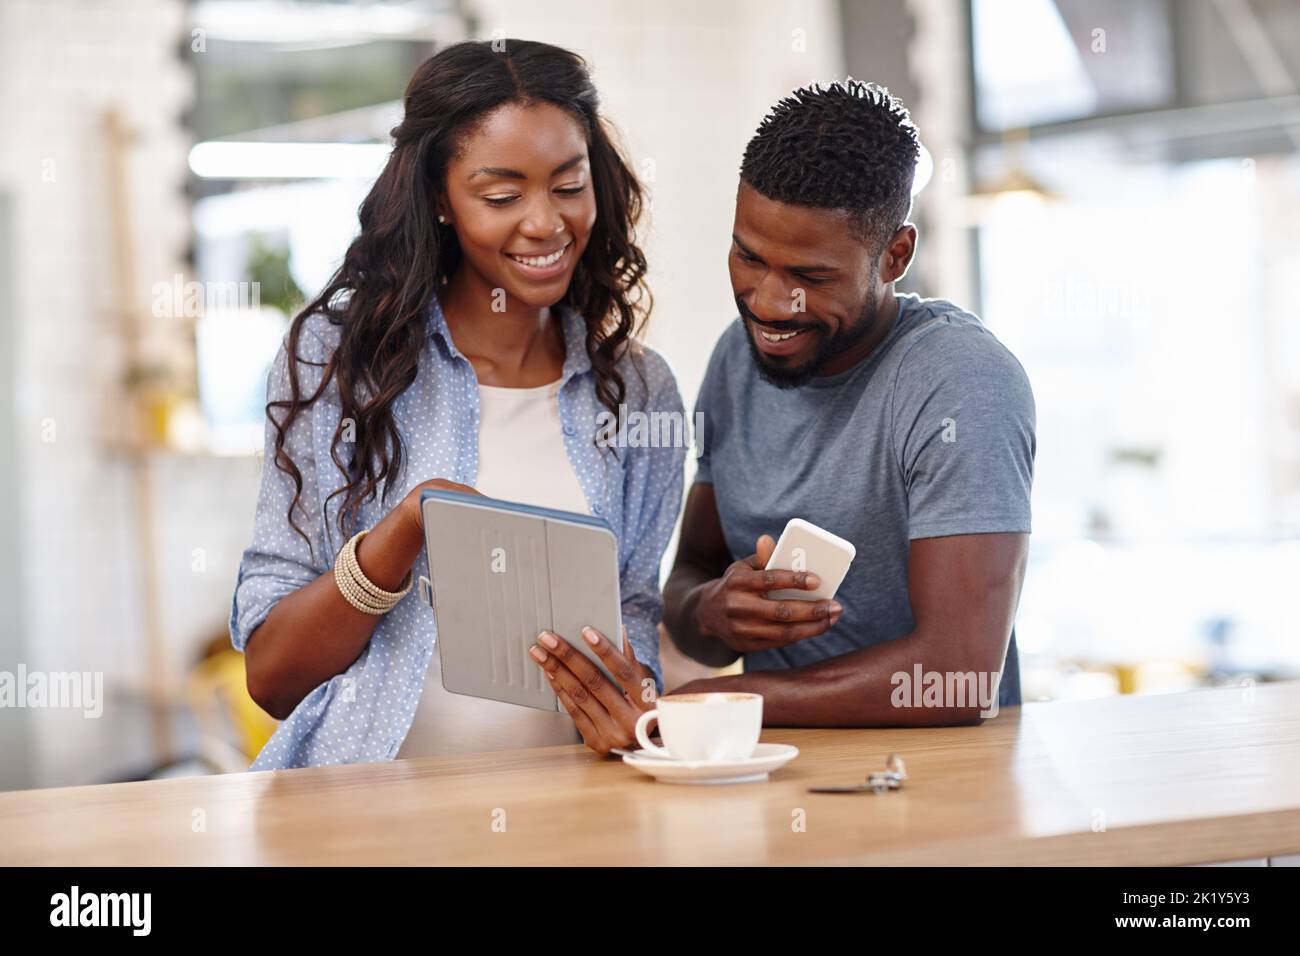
left=582, top=627, right=600, bottom=646
left=529, top=645, right=547, bottom=662
left=830, top=601, right=843, bottom=614
left=806, top=574, right=821, bottom=589
left=538, top=630, right=559, bottom=649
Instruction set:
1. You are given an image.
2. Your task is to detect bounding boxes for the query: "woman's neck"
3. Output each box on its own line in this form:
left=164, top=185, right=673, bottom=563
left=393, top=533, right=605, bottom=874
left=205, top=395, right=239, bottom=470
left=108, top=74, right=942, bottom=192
left=440, top=264, right=566, bottom=387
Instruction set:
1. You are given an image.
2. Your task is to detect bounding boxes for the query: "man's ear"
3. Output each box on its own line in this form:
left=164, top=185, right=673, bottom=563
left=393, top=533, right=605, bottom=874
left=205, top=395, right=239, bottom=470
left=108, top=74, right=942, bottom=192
left=879, top=224, right=918, bottom=284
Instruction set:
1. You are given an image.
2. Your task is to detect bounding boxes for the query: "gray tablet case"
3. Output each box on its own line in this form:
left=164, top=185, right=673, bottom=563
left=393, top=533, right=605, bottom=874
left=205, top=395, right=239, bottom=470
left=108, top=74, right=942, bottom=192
left=416, top=488, right=624, bottom=711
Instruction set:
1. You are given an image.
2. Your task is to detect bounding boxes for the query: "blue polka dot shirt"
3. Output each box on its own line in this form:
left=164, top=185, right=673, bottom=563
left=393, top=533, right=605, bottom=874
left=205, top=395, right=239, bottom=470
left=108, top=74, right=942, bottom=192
left=229, top=295, right=686, bottom=770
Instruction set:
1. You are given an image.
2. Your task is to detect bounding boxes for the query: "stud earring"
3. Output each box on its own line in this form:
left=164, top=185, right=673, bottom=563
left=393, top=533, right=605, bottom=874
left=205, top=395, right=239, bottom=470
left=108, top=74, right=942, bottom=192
left=437, top=214, right=449, bottom=224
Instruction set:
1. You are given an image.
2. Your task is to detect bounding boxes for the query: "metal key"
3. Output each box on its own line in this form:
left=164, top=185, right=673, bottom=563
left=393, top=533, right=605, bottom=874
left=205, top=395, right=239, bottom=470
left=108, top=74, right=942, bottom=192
left=809, top=752, right=907, bottom=794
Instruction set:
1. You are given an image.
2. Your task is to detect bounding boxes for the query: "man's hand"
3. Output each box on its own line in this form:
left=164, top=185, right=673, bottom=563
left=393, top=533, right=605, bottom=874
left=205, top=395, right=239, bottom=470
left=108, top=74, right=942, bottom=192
left=693, top=534, right=842, bottom=653
left=528, top=626, right=657, bottom=756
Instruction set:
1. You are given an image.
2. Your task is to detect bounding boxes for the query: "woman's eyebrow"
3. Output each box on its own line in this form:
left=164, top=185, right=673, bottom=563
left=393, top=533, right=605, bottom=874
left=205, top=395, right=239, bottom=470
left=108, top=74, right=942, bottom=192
left=469, top=165, right=526, bottom=181
left=469, top=153, right=587, bottom=181
left=551, top=153, right=586, bottom=175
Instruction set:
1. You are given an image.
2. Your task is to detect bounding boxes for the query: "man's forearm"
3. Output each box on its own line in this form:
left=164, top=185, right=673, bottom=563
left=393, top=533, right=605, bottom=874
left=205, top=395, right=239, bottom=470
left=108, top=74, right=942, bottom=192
left=661, top=566, right=741, bottom=668
left=670, top=630, right=1006, bottom=726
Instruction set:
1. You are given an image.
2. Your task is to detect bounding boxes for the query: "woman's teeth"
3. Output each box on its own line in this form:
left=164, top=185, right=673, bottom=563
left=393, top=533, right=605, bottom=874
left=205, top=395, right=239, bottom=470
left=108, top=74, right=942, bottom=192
left=759, top=328, right=803, bottom=342
left=508, top=244, right=568, bottom=267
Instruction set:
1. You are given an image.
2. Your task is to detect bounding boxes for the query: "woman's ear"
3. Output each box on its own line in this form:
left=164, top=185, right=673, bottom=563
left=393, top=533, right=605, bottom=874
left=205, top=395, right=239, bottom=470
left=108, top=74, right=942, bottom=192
left=434, top=196, right=453, bottom=226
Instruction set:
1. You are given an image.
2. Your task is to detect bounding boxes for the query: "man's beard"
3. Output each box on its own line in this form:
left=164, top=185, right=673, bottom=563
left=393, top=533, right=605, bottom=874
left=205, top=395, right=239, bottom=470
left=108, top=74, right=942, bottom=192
left=738, top=294, right=879, bottom=389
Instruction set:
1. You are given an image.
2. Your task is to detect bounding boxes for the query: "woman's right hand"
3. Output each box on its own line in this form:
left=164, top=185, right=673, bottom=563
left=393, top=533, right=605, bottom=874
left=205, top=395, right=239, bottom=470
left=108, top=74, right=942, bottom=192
left=248, top=483, right=480, bottom=721
left=354, top=478, right=482, bottom=589
left=399, top=478, right=482, bottom=533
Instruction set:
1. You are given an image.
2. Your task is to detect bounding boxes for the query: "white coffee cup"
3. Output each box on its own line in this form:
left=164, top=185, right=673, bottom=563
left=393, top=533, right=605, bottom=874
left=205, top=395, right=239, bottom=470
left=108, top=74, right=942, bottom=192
left=633, top=692, right=763, bottom=762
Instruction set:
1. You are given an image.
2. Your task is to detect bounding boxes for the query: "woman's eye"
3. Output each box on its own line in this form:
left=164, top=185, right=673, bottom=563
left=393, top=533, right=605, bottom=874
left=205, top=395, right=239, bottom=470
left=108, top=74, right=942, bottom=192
left=483, top=195, right=520, bottom=206
left=555, top=185, right=587, bottom=196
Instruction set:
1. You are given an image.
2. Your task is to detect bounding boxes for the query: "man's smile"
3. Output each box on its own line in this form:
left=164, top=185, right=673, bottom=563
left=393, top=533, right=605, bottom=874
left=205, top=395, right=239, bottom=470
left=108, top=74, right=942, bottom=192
left=758, top=327, right=804, bottom=342
left=747, top=317, right=818, bottom=357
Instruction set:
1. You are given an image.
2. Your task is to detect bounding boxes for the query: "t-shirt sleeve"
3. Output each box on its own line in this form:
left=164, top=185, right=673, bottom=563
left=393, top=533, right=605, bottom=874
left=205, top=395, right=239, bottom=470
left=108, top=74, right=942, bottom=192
left=890, top=323, right=1036, bottom=540
left=690, top=324, right=737, bottom=486
left=692, top=383, right=713, bottom=485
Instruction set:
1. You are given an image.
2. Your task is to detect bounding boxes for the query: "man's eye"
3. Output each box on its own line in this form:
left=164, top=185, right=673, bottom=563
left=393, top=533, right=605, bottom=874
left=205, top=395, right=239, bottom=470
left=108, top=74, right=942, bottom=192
left=796, top=274, right=829, bottom=285
left=737, top=250, right=760, bottom=264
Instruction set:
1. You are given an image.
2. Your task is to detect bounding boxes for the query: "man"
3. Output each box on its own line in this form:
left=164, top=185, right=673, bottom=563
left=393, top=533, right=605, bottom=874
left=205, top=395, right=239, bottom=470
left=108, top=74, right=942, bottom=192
left=530, top=79, right=1034, bottom=748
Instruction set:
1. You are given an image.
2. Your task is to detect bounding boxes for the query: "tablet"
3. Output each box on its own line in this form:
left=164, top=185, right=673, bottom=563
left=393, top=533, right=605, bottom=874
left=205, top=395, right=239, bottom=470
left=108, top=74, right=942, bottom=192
left=415, top=488, right=624, bottom=711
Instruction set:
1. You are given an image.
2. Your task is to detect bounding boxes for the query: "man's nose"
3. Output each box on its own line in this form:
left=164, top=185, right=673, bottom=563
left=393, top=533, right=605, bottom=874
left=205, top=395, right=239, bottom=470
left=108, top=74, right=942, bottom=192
left=749, top=271, right=797, bottom=323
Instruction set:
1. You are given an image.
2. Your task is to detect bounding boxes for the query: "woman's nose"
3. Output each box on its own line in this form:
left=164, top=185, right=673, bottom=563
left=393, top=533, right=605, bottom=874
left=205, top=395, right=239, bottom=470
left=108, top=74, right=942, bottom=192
left=518, top=197, right=565, bottom=239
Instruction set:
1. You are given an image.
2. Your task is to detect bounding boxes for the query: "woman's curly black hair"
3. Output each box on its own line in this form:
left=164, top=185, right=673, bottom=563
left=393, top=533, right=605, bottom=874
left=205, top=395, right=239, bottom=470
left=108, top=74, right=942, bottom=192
left=739, top=79, right=919, bottom=254
left=270, top=39, right=650, bottom=551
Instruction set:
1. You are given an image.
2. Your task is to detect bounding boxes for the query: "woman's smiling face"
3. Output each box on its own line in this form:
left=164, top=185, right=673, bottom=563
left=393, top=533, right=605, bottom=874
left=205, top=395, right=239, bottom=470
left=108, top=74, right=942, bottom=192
left=442, top=101, right=597, bottom=309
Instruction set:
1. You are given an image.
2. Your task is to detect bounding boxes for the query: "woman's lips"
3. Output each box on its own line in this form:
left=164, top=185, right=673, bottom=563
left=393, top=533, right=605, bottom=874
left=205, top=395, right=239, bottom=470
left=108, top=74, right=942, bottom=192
left=504, top=240, right=574, bottom=281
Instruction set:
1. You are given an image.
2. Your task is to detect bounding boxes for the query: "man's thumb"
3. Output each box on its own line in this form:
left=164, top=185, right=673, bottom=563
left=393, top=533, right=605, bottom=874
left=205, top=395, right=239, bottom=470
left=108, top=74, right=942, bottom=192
left=755, top=534, right=776, bottom=569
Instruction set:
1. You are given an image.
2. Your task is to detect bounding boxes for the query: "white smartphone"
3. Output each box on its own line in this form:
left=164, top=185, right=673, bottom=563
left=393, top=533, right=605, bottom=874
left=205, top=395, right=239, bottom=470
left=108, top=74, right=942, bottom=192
left=763, top=518, right=856, bottom=601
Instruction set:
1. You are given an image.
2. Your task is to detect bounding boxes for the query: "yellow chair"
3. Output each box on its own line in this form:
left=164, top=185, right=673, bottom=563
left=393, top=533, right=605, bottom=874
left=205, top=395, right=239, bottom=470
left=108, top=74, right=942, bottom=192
left=187, top=647, right=278, bottom=770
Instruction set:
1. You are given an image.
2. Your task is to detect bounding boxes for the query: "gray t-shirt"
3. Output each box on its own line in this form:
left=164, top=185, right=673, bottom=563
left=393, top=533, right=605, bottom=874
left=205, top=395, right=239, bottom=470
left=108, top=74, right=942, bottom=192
left=693, top=293, right=1036, bottom=708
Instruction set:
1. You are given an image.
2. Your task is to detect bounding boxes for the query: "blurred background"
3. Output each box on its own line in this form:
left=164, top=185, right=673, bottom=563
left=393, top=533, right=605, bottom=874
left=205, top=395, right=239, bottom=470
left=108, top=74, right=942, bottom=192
left=1, top=0, right=1298, bottom=791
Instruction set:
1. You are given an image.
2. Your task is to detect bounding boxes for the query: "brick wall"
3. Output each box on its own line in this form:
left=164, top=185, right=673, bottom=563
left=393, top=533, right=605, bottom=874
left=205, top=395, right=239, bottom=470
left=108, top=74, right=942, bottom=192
left=0, top=0, right=264, bottom=788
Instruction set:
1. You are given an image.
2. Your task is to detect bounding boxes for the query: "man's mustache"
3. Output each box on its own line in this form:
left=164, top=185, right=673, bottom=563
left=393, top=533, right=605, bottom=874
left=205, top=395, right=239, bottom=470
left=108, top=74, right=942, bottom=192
left=736, top=298, right=817, bottom=334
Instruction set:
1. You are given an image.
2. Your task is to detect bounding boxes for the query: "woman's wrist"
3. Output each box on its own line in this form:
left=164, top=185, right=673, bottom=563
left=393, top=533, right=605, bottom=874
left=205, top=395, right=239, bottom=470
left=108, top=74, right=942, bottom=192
left=353, top=496, right=426, bottom=591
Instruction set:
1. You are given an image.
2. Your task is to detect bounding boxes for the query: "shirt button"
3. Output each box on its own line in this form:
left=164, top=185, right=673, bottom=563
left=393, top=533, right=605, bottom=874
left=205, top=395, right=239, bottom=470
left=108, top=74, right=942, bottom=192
left=563, top=423, right=576, bottom=436
left=592, top=503, right=603, bottom=515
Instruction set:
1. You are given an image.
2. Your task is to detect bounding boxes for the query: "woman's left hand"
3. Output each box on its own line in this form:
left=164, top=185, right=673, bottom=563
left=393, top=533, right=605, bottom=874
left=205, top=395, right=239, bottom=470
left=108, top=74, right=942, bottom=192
left=528, top=626, right=657, bottom=755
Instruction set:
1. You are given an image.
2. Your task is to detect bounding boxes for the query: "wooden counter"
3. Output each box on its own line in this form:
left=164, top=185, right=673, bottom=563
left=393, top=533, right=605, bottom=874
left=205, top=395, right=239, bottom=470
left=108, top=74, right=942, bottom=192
left=3, top=681, right=1298, bottom=866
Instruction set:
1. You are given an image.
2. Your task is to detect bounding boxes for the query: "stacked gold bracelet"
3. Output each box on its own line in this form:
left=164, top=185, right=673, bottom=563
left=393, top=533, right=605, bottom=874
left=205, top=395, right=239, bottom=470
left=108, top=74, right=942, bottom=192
left=333, top=529, right=413, bottom=615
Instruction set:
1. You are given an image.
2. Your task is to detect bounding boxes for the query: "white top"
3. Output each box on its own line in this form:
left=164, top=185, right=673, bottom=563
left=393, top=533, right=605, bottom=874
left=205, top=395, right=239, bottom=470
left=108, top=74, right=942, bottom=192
left=395, top=378, right=590, bottom=759
left=472, top=379, right=590, bottom=513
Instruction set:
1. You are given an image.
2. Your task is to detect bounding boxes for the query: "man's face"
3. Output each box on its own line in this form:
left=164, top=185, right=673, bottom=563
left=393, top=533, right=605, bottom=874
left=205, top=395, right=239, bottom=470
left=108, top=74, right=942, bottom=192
left=728, top=182, right=884, bottom=388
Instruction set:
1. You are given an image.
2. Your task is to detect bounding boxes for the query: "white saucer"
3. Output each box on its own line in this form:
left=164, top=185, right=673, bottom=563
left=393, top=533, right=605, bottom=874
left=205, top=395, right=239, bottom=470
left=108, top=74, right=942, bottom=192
left=621, top=742, right=799, bottom=785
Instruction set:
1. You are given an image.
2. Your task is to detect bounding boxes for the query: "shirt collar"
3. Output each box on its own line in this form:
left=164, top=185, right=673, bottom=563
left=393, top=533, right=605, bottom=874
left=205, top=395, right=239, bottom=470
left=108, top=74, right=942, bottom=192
left=557, top=304, right=593, bottom=384
left=426, top=292, right=592, bottom=383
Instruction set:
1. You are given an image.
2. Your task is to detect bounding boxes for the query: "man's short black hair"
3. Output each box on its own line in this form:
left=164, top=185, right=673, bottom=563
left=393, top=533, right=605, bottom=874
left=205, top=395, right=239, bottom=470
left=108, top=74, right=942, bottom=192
left=740, top=79, right=920, bottom=254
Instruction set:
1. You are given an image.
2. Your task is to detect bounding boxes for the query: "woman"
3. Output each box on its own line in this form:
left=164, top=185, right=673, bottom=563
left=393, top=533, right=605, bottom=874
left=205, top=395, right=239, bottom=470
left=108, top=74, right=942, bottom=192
left=229, top=39, right=686, bottom=769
